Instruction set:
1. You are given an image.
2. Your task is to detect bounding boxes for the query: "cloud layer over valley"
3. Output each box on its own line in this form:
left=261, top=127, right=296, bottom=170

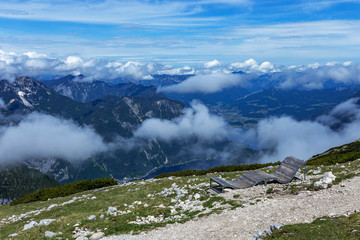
left=0, top=112, right=108, bottom=163
left=0, top=96, right=359, bottom=167
left=134, top=101, right=228, bottom=141
left=134, top=99, right=360, bottom=164
left=244, top=98, right=360, bottom=162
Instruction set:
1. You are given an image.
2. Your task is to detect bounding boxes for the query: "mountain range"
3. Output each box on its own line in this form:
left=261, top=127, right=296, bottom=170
left=42, top=74, right=164, bottom=103
left=0, top=76, right=258, bottom=201
left=1, top=73, right=360, bottom=202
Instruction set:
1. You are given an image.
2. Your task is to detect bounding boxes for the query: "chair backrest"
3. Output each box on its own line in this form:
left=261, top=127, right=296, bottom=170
left=274, top=156, right=305, bottom=180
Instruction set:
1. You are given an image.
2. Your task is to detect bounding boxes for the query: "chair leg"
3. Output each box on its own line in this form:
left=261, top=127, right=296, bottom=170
left=209, top=179, right=223, bottom=194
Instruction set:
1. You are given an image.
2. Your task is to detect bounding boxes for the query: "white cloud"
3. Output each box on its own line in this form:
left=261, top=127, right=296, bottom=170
left=258, top=61, right=274, bottom=72
left=277, top=62, right=360, bottom=90
left=317, top=98, right=360, bottom=127
left=343, top=61, right=352, bottom=66
left=159, top=72, right=247, bottom=93
left=204, top=60, right=221, bottom=68
left=0, top=50, right=165, bottom=81
left=23, top=52, right=47, bottom=59
left=0, top=98, right=5, bottom=108
left=0, top=112, right=108, bottom=163
left=134, top=101, right=228, bottom=141
left=230, top=59, right=276, bottom=73
left=1, top=50, right=360, bottom=91
left=243, top=99, right=360, bottom=162
left=231, top=58, right=258, bottom=69
left=24, top=59, right=49, bottom=69
left=156, top=65, right=195, bottom=75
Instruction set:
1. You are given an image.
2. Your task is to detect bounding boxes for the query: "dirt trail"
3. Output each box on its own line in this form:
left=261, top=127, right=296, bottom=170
left=103, top=175, right=360, bottom=240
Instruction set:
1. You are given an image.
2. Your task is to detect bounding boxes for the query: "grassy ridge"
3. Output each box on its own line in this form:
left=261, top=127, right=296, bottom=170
left=265, top=212, right=360, bottom=239
left=154, top=162, right=280, bottom=179
left=308, top=140, right=360, bottom=166
left=11, top=177, right=117, bottom=206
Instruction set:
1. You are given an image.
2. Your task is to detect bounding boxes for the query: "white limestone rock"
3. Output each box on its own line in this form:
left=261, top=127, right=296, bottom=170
left=87, top=215, right=96, bottom=220
left=107, top=206, right=117, bottom=214
left=23, top=221, right=38, bottom=230
left=89, top=232, right=105, bottom=240
left=39, top=219, right=56, bottom=226
left=45, top=231, right=57, bottom=238
left=314, top=172, right=336, bottom=188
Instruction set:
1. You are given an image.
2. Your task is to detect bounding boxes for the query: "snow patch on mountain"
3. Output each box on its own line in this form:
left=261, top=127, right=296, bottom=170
left=17, top=91, right=33, bottom=108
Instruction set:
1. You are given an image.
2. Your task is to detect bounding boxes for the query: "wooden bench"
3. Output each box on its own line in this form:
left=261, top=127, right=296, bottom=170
left=210, top=156, right=306, bottom=193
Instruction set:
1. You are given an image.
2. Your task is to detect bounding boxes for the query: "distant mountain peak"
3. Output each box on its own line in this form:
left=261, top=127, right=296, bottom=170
left=43, top=75, right=164, bottom=103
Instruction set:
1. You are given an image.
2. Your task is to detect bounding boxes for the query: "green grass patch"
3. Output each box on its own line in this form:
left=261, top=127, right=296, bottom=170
left=266, top=187, right=274, bottom=194
left=265, top=212, right=360, bottom=239
left=333, top=173, right=357, bottom=185
left=203, top=196, right=225, bottom=208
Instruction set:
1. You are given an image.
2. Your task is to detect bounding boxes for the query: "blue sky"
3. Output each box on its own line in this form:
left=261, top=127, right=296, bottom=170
left=0, top=0, right=360, bottom=65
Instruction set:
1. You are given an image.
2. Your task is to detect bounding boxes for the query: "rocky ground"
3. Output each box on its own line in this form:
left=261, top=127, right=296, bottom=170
left=103, top=169, right=360, bottom=240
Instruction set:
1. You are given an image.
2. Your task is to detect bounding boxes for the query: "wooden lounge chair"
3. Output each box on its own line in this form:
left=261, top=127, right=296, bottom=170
left=210, top=156, right=306, bottom=193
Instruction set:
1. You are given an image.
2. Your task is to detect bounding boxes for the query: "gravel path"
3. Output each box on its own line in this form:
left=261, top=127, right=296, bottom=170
left=103, top=176, right=360, bottom=240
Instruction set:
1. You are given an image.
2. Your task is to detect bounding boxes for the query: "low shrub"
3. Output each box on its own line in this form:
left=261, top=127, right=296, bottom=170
left=308, top=152, right=360, bottom=166
left=308, top=140, right=360, bottom=166
left=11, top=177, right=117, bottom=205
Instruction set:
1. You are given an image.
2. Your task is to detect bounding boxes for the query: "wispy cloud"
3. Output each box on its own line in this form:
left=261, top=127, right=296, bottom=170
left=159, top=73, right=248, bottom=94
left=0, top=1, right=359, bottom=63
left=301, top=0, right=360, bottom=12
left=0, top=0, right=248, bottom=25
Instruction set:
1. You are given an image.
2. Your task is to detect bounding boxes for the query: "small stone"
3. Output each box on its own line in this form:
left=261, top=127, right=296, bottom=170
left=89, top=232, right=104, bottom=240
left=45, top=231, right=57, bottom=238
left=8, top=233, right=18, bottom=237
left=24, top=221, right=38, bottom=230
left=100, top=214, right=104, bottom=219
left=48, top=204, right=58, bottom=210
left=39, top=219, right=56, bottom=226
left=194, top=193, right=201, bottom=200
left=76, top=236, right=89, bottom=240
left=87, top=215, right=96, bottom=221
left=270, top=223, right=285, bottom=232
left=107, top=206, right=117, bottom=214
